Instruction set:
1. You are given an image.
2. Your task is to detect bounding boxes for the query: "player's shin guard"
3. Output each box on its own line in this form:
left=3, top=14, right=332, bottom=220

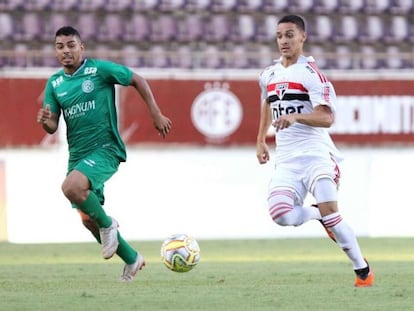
left=76, top=191, right=113, bottom=228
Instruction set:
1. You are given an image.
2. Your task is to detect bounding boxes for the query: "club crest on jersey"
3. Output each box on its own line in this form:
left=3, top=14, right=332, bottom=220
left=82, top=79, right=94, bottom=93
left=275, top=82, right=288, bottom=98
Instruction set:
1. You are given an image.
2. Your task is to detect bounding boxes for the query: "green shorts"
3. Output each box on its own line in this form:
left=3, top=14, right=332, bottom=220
left=69, top=147, right=120, bottom=207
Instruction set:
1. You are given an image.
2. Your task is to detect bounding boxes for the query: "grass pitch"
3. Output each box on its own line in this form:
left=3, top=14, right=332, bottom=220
left=0, top=238, right=413, bottom=311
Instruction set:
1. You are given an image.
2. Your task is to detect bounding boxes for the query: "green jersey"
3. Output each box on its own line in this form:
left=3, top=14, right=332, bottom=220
left=43, top=58, right=133, bottom=164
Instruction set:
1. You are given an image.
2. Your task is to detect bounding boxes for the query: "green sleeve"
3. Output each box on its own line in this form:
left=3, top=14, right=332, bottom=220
left=96, top=59, right=133, bottom=86
left=43, top=78, right=61, bottom=115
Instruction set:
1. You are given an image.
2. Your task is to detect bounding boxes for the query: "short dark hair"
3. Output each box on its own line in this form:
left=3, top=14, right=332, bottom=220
left=55, top=26, right=82, bottom=40
left=278, top=15, right=306, bottom=32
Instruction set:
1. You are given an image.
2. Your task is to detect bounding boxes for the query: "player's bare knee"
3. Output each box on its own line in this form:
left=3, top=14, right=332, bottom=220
left=61, top=181, right=87, bottom=203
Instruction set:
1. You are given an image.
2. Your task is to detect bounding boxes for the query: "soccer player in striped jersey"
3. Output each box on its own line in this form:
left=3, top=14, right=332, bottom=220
left=36, top=26, right=172, bottom=282
left=256, top=15, right=373, bottom=287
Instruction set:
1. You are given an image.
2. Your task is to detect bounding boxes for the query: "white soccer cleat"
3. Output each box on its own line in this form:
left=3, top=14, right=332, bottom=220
left=99, top=217, right=119, bottom=259
left=120, top=253, right=146, bottom=282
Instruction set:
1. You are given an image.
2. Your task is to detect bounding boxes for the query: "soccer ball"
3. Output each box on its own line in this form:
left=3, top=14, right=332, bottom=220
left=160, top=233, right=200, bottom=272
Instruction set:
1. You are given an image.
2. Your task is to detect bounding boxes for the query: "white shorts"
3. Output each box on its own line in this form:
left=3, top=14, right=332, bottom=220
left=268, top=152, right=340, bottom=206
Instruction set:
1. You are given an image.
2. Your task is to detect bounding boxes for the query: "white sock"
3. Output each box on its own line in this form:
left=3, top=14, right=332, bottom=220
left=322, top=212, right=367, bottom=269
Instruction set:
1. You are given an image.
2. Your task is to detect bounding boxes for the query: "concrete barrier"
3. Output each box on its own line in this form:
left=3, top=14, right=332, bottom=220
left=0, top=146, right=413, bottom=243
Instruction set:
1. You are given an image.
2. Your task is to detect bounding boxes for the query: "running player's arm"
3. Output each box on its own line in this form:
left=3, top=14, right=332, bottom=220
left=38, top=104, right=60, bottom=134
left=256, top=98, right=272, bottom=164
left=36, top=89, right=60, bottom=134
left=295, top=68, right=336, bottom=128
left=129, top=73, right=172, bottom=138
left=293, top=104, right=334, bottom=128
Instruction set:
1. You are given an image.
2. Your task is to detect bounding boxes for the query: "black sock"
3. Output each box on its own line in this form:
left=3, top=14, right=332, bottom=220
left=354, top=265, right=370, bottom=279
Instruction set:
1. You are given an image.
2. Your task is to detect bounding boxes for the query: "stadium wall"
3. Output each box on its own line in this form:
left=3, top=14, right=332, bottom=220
left=1, top=70, right=414, bottom=243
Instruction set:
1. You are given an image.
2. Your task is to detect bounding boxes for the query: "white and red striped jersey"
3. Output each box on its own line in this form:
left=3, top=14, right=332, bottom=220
left=259, top=55, right=342, bottom=163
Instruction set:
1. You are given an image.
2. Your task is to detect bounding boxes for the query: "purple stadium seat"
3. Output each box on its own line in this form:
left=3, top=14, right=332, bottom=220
left=229, top=45, right=250, bottom=69
left=338, top=0, right=366, bottom=13
left=158, top=0, right=186, bottom=11
left=263, top=0, right=289, bottom=12
left=174, top=45, right=194, bottom=69
left=123, top=14, right=152, bottom=41
left=150, top=15, right=178, bottom=42
left=237, top=0, right=263, bottom=12
left=308, top=44, right=330, bottom=69
left=291, top=0, right=315, bottom=12
left=0, top=13, right=14, bottom=41
left=360, top=15, right=385, bottom=43
left=23, top=0, right=50, bottom=10
left=121, top=44, right=144, bottom=68
left=211, top=0, right=238, bottom=12
left=49, top=0, right=78, bottom=11
left=205, top=15, right=231, bottom=42
left=384, top=45, right=405, bottom=69
left=75, top=13, right=100, bottom=41
left=77, top=0, right=105, bottom=11
left=41, top=44, right=59, bottom=67
left=2, top=0, right=24, bottom=10
left=200, top=45, right=224, bottom=68
left=105, top=0, right=132, bottom=11
left=147, top=45, right=170, bottom=68
left=313, top=0, right=339, bottom=13
left=256, top=44, right=274, bottom=68
left=130, top=0, right=160, bottom=11
left=307, top=15, right=335, bottom=42
left=335, top=45, right=354, bottom=70
left=13, top=43, right=29, bottom=67
left=334, top=15, right=359, bottom=43
left=93, top=44, right=113, bottom=61
left=359, top=45, right=382, bottom=69
left=177, top=15, right=205, bottom=42
left=19, top=12, right=43, bottom=41
left=232, top=14, right=257, bottom=43
left=184, top=0, right=211, bottom=11
left=101, top=14, right=125, bottom=41
left=43, top=13, right=71, bottom=40
left=390, top=0, right=413, bottom=13
left=256, top=15, right=277, bottom=43
left=364, top=0, right=390, bottom=13
left=384, top=15, right=409, bottom=43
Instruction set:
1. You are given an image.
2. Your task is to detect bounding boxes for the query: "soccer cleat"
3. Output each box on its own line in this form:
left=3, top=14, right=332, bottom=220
left=354, top=260, right=374, bottom=287
left=120, top=253, right=146, bottom=282
left=99, top=217, right=119, bottom=259
left=312, top=204, right=337, bottom=243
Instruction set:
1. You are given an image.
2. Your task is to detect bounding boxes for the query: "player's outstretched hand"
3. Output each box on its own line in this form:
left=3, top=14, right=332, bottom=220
left=37, top=104, right=51, bottom=124
left=153, top=114, right=172, bottom=138
left=256, top=141, right=270, bottom=164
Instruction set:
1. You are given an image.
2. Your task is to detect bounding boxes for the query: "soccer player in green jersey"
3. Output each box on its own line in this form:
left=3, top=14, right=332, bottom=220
left=36, top=26, right=172, bottom=282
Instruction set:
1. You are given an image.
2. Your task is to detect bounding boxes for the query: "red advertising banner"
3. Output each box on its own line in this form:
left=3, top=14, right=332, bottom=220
left=0, top=77, right=414, bottom=147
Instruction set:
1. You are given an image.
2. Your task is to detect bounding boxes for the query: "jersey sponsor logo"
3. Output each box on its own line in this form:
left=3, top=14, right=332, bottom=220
left=191, top=82, right=243, bottom=142
left=52, top=76, right=64, bottom=88
left=271, top=103, right=304, bottom=119
left=64, top=100, right=96, bottom=119
left=84, top=67, right=97, bottom=75
left=82, top=79, right=94, bottom=93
